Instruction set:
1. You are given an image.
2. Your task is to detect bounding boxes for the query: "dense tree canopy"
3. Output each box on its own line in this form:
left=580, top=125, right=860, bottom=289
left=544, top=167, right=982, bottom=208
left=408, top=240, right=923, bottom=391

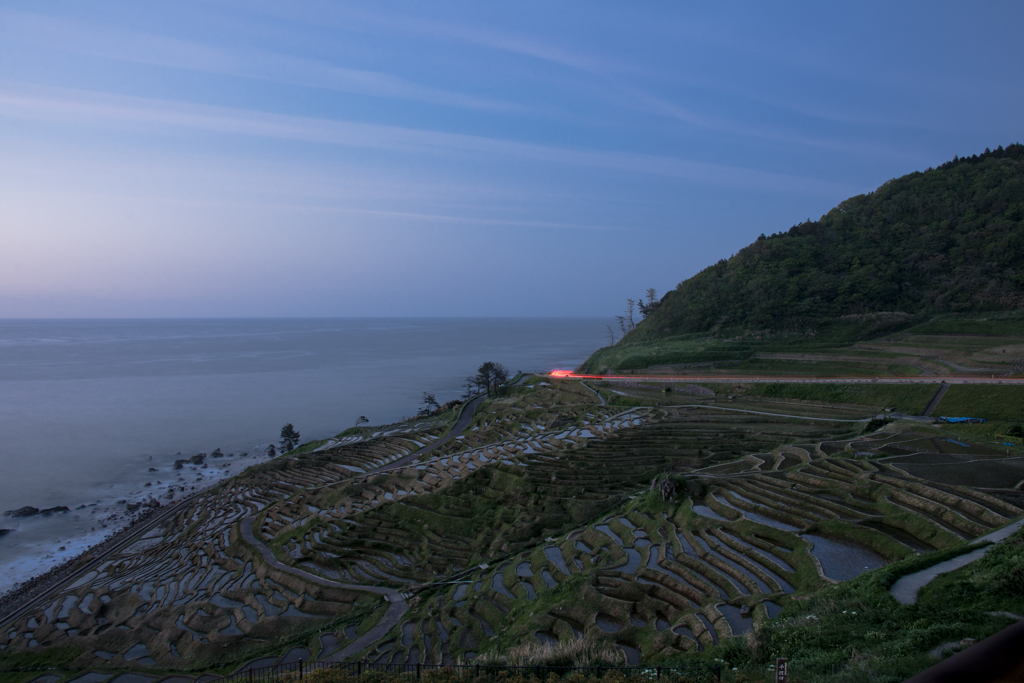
left=627, top=144, right=1024, bottom=342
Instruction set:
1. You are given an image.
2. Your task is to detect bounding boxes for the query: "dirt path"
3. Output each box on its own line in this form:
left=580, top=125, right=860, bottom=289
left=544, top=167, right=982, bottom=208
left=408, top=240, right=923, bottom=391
left=667, top=404, right=876, bottom=422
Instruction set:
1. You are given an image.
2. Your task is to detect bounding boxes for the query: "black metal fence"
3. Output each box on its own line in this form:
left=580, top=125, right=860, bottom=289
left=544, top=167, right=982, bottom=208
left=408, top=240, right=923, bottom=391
left=220, top=660, right=721, bottom=683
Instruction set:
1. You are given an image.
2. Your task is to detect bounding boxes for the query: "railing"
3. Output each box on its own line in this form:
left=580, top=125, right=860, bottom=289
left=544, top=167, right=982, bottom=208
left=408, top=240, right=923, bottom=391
left=220, top=660, right=721, bottom=683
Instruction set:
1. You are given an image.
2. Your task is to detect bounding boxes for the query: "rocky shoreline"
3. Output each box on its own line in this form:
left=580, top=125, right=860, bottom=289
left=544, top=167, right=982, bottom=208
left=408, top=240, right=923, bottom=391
left=0, top=503, right=163, bottom=619
left=0, top=446, right=274, bottom=620
left=3, top=505, right=71, bottom=519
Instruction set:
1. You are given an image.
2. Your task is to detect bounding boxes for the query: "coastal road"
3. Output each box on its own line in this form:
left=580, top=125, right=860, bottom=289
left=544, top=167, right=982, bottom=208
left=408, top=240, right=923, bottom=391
left=554, top=372, right=1024, bottom=385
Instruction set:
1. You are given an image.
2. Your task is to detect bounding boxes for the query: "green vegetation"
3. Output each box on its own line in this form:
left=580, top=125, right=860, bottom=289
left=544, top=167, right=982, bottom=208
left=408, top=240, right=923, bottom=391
left=743, top=529, right=1024, bottom=683
left=736, top=383, right=936, bottom=414
left=938, top=384, right=1024, bottom=421
left=636, top=144, right=1024, bottom=340
left=0, top=646, right=82, bottom=674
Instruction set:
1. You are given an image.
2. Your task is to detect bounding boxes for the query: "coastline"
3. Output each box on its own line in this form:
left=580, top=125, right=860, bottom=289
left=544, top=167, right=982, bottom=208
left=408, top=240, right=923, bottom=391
left=0, top=446, right=276, bottom=598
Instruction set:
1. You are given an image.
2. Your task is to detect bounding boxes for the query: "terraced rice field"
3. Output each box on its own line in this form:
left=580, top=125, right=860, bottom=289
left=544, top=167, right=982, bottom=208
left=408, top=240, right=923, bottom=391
left=2, top=378, right=1022, bottom=678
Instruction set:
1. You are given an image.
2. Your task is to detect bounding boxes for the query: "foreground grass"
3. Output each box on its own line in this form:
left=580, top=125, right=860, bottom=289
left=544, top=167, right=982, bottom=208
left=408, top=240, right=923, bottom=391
left=683, top=528, right=1024, bottom=682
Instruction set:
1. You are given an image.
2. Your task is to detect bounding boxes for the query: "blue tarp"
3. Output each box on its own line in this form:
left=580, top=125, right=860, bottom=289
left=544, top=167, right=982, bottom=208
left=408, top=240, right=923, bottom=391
left=937, top=416, right=987, bottom=423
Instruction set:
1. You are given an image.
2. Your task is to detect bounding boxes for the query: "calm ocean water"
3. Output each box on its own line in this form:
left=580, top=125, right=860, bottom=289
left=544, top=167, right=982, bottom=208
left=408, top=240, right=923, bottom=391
left=0, top=318, right=608, bottom=591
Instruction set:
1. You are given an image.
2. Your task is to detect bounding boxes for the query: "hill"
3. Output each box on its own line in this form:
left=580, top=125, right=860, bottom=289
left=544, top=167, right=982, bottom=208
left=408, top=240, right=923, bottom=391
left=582, top=144, right=1024, bottom=373
left=640, top=144, right=1024, bottom=338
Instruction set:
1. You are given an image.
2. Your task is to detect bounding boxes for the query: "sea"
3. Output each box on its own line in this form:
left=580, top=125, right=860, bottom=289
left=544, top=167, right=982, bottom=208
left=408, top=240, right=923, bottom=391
left=0, top=317, right=610, bottom=594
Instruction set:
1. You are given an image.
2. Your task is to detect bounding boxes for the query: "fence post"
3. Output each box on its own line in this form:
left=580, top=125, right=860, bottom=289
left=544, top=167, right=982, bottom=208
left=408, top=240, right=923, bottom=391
left=476, top=664, right=480, bottom=678
left=248, top=668, right=253, bottom=683
left=300, top=659, right=304, bottom=679
left=358, top=661, right=363, bottom=678
left=657, top=666, right=661, bottom=678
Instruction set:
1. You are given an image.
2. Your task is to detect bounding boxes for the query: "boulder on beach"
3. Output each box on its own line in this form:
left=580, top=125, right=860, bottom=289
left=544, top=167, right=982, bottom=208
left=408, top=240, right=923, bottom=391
left=3, top=506, right=39, bottom=518
left=0, top=528, right=11, bottom=537
left=40, top=506, right=70, bottom=516
left=211, top=448, right=223, bottom=458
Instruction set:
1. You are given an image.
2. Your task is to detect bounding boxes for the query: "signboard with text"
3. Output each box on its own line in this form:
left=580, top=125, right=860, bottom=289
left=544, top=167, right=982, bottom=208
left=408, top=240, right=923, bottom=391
left=776, top=658, right=789, bottom=683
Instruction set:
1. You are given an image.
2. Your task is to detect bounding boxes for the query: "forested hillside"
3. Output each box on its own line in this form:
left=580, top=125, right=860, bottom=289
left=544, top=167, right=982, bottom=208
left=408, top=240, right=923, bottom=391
left=629, top=144, right=1024, bottom=342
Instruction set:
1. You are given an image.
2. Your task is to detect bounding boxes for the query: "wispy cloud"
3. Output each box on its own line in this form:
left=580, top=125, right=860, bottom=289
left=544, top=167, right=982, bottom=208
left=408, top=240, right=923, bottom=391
left=0, top=10, right=529, bottom=114
left=0, top=83, right=859, bottom=197
left=625, top=89, right=916, bottom=160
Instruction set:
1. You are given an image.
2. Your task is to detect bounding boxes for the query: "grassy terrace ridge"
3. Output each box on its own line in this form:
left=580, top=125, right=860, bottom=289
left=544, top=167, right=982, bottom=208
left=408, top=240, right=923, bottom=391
left=581, top=309, right=1024, bottom=376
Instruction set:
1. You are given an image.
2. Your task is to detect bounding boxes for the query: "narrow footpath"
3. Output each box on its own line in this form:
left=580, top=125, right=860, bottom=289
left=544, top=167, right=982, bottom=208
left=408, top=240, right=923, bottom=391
left=234, top=390, right=495, bottom=662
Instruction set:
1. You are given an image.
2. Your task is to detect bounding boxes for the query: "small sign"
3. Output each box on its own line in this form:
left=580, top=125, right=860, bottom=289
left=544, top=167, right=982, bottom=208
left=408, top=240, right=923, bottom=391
left=776, top=658, right=789, bottom=683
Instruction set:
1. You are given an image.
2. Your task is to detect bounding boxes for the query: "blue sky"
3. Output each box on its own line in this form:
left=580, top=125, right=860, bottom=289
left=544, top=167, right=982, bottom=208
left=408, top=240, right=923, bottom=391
left=1, top=1, right=1021, bottom=318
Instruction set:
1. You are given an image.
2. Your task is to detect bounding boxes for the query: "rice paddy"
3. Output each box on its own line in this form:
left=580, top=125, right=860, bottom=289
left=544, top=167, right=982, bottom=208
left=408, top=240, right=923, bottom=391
left=2, top=376, right=1022, bottom=680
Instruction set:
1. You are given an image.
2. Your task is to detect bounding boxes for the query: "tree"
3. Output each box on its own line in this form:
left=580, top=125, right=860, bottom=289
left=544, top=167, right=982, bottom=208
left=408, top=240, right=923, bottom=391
left=469, top=361, right=511, bottom=397
left=279, top=423, right=301, bottom=452
left=606, top=324, right=617, bottom=346
left=419, top=392, right=440, bottom=416
left=355, top=415, right=369, bottom=427
left=638, top=288, right=661, bottom=318
left=491, top=363, right=510, bottom=392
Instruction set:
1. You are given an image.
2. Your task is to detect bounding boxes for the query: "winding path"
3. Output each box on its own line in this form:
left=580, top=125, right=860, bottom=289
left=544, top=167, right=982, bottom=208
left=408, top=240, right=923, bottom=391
left=890, top=518, right=1024, bottom=605
left=235, top=391, right=494, bottom=661
left=239, top=518, right=407, bottom=661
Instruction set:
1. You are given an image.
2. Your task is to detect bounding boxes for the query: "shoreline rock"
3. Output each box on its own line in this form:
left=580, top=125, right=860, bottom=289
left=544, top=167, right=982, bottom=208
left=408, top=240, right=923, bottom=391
left=3, top=506, right=39, bottom=518
left=3, top=504, right=70, bottom=518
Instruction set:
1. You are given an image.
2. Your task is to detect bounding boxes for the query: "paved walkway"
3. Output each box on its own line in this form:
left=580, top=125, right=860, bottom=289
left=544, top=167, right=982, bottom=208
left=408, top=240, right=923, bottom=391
left=890, top=518, right=1024, bottom=605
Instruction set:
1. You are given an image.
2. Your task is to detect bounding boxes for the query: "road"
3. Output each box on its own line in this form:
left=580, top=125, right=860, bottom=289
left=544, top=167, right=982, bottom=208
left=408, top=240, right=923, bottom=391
left=553, top=372, right=1023, bottom=385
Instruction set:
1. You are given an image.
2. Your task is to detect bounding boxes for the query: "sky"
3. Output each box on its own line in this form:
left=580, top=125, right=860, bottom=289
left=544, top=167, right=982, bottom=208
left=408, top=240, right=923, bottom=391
left=1, top=2, right=1022, bottom=318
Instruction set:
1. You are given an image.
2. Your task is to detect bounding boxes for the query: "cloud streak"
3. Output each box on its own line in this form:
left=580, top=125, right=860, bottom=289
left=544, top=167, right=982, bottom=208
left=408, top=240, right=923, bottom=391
left=0, top=83, right=858, bottom=197
left=0, top=10, right=529, bottom=115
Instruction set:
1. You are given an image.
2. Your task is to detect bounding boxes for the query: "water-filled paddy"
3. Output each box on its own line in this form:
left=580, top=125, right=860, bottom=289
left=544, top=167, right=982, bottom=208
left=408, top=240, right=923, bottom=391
left=803, top=534, right=886, bottom=580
